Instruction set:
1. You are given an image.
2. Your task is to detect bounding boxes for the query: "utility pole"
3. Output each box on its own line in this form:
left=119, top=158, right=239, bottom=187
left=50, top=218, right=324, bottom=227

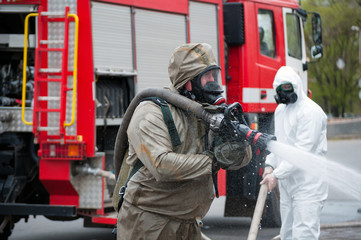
left=351, top=26, right=361, bottom=100
left=351, top=26, right=361, bottom=65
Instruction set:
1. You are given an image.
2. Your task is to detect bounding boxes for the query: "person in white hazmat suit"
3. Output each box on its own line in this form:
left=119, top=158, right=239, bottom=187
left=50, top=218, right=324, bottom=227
left=261, top=66, right=328, bottom=240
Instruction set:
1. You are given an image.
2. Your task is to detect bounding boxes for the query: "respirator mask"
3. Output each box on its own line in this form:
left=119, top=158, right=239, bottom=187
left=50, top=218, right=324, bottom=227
left=274, top=82, right=297, bottom=104
left=182, top=66, right=225, bottom=105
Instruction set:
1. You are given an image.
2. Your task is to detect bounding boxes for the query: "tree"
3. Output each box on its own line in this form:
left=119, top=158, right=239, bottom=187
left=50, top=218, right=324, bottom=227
left=301, top=0, right=361, bottom=117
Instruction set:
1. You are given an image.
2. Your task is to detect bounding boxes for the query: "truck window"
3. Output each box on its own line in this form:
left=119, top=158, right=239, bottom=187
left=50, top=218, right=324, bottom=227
left=257, top=9, right=276, bottom=58
left=286, top=13, right=302, bottom=59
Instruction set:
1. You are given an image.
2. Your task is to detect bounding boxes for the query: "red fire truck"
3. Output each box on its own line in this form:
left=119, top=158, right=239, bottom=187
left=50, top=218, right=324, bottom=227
left=0, top=0, right=322, bottom=238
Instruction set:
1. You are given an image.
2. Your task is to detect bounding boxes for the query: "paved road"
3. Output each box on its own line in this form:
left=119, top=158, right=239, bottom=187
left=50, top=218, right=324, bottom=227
left=9, top=139, right=361, bottom=240
left=202, top=139, right=361, bottom=239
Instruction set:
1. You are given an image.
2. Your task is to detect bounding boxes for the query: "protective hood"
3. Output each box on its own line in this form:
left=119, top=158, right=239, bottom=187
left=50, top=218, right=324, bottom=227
left=168, top=43, right=218, bottom=91
left=273, top=66, right=306, bottom=104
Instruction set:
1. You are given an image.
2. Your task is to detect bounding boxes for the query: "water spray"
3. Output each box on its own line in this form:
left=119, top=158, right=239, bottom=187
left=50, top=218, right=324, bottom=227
left=268, top=141, right=361, bottom=201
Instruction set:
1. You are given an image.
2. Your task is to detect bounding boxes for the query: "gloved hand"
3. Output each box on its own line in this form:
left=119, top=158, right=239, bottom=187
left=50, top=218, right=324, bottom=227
left=214, top=141, right=252, bottom=170
left=260, top=172, right=277, bottom=193
left=262, top=164, right=274, bottom=178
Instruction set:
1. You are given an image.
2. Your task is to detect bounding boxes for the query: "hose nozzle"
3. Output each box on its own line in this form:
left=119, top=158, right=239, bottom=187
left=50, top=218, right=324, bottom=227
left=236, top=124, right=276, bottom=155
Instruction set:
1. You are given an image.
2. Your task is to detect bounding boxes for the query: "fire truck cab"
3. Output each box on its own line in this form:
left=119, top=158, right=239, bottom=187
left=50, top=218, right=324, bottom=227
left=0, top=0, right=322, bottom=238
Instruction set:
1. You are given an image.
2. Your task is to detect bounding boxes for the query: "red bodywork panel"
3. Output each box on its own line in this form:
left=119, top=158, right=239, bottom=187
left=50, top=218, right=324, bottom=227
left=40, top=160, right=79, bottom=206
left=226, top=0, right=292, bottom=113
left=77, top=1, right=96, bottom=157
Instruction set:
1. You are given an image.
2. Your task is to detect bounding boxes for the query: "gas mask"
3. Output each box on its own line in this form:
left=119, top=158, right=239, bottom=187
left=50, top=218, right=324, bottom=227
left=274, top=82, right=297, bottom=104
left=181, top=66, right=225, bottom=105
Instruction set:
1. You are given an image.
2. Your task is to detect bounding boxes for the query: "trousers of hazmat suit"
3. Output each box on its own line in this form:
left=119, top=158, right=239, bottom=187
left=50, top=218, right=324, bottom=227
left=117, top=43, right=251, bottom=240
left=265, top=66, right=328, bottom=240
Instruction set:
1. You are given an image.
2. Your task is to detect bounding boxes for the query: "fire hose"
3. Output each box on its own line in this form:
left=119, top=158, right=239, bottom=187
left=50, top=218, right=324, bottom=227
left=114, top=88, right=276, bottom=179
left=247, top=183, right=268, bottom=240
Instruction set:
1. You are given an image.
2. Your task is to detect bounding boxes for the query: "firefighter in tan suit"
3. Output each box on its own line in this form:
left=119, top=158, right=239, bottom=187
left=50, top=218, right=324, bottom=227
left=117, top=43, right=252, bottom=240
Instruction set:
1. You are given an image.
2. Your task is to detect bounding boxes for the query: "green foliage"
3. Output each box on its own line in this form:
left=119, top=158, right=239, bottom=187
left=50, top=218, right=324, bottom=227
left=302, top=0, right=361, bottom=117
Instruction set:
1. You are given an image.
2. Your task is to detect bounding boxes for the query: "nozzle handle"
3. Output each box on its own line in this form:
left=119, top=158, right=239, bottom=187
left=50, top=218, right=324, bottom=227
left=235, top=124, right=276, bottom=154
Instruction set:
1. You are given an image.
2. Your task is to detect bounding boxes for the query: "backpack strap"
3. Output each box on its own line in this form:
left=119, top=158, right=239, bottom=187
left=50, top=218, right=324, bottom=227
left=117, top=97, right=181, bottom=212
left=141, top=97, right=181, bottom=147
left=117, top=159, right=143, bottom=212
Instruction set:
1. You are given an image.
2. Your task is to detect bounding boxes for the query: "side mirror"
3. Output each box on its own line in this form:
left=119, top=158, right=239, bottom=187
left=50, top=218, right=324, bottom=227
left=311, top=45, right=323, bottom=59
left=312, top=13, right=322, bottom=45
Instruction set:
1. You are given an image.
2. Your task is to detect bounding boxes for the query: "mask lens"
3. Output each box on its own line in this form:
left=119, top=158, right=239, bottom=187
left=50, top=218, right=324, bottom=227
left=200, top=69, right=221, bottom=87
left=277, top=83, right=293, bottom=92
left=199, top=68, right=223, bottom=94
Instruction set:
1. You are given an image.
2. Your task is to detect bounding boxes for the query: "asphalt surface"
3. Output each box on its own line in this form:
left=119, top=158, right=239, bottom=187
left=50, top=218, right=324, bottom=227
left=202, top=139, right=361, bottom=239
left=201, top=197, right=361, bottom=240
left=8, top=139, right=361, bottom=240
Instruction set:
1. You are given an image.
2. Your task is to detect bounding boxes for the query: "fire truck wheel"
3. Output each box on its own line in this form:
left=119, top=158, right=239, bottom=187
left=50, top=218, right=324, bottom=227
left=261, top=185, right=281, bottom=228
left=0, top=216, right=14, bottom=240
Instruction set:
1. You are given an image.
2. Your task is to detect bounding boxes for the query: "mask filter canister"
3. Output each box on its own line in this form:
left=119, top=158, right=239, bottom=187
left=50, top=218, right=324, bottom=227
left=274, top=82, right=297, bottom=104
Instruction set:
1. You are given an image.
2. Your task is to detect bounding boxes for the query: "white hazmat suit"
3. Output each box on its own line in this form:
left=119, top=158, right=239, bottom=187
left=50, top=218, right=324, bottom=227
left=265, top=66, right=328, bottom=240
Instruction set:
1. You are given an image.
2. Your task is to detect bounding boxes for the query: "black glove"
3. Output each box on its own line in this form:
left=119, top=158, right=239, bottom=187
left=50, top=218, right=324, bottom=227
left=214, top=141, right=251, bottom=170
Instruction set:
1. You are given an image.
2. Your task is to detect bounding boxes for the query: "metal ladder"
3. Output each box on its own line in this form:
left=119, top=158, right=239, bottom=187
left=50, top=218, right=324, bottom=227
left=22, top=6, right=79, bottom=143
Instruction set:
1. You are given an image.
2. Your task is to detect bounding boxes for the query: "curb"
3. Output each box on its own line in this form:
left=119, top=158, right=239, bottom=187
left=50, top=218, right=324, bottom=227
left=271, top=221, right=361, bottom=240
left=320, top=221, right=361, bottom=229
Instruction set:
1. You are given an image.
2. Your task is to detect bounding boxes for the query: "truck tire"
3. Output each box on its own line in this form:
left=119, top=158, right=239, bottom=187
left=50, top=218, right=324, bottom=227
left=261, top=186, right=281, bottom=228
left=0, top=216, right=14, bottom=240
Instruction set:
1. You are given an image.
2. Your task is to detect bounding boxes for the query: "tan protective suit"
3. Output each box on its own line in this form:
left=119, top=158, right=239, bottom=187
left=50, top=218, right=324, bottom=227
left=117, top=43, right=251, bottom=240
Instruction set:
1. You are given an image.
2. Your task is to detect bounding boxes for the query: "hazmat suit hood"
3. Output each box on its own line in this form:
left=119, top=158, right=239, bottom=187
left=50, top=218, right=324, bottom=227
left=273, top=66, right=306, bottom=104
left=168, top=43, right=219, bottom=91
left=266, top=65, right=328, bottom=202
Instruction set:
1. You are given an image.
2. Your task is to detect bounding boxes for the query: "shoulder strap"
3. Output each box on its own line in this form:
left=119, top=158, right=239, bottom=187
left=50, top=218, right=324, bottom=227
left=141, top=97, right=181, bottom=147
left=117, top=159, right=143, bottom=212
left=121, top=97, right=181, bottom=190
left=117, top=97, right=182, bottom=212
left=125, top=160, right=143, bottom=186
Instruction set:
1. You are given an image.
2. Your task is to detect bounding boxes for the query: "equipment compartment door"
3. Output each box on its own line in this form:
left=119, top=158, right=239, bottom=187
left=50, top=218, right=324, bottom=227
left=134, top=8, right=187, bottom=93
left=91, top=1, right=134, bottom=74
left=189, top=1, right=219, bottom=63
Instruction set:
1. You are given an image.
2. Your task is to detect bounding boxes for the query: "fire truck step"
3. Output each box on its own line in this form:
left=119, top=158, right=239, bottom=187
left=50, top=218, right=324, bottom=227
left=38, top=47, right=64, bottom=52
left=37, top=78, right=62, bottom=82
left=40, top=40, right=64, bottom=45
left=38, top=96, right=61, bottom=101
left=40, top=11, right=65, bottom=17
left=38, top=127, right=60, bottom=131
left=39, top=68, right=62, bottom=73
left=36, top=108, right=61, bottom=112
